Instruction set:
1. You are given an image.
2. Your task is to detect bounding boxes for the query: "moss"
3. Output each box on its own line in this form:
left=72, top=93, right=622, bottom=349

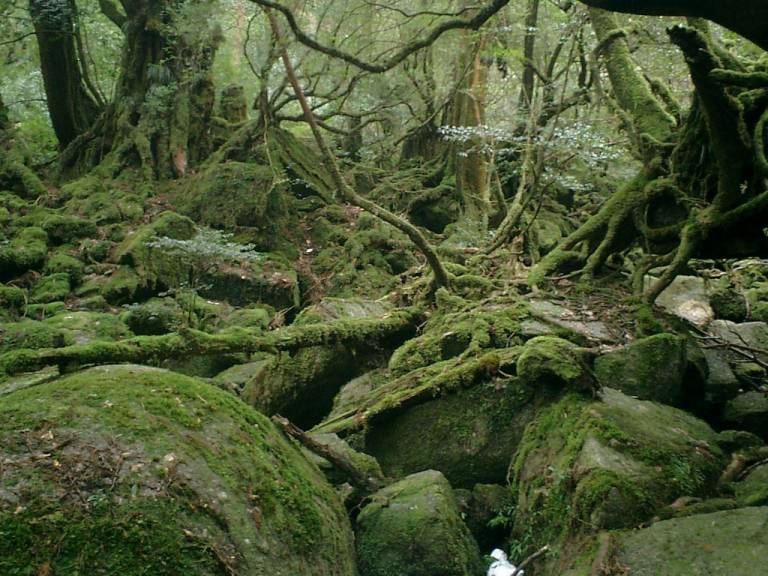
left=0, top=365, right=355, bottom=575
left=176, top=162, right=293, bottom=254
left=41, top=214, right=98, bottom=245
left=0, top=284, right=26, bottom=315
left=635, top=303, right=664, bottom=336
left=62, top=176, right=145, bottom=224
left=30, top=273, right=71, bottom=304
left=356, top=470, right=483, bottom=576
left=0, top=319, right=74, bottom=354
left=709, top=285, right=748, bottom=322
left=123, top=298, right=186, bottom=335
left=508, top=389, right=724, bottom=563
left=594, top=333, right=687, bottom=404
left=43, top=311, right=133, bottom=343
left=44, top=252, right=85, bottom=285
left=516, top=336, right=586, bottom=387
left=0, top=226, right=48, bottom=278
left=25, top=301, right=67, bottom=318
left=113, top=211, right=196, bottom=274
left=100, top=266, right=143, bottom=305
left=387, top=301, right=527, bottom=377
left=735, top=464, right=768, bottom=506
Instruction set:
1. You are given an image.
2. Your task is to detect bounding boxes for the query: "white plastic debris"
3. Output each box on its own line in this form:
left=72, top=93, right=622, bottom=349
left=487, top=549, right=523, bottom=576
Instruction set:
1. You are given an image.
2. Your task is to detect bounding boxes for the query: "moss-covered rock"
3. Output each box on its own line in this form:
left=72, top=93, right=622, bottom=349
left=0, top=226, right=48, bottom=278
left=44, top=252, right=86, bottom=285
left=0, top=319, right=73, bottom=354
left=509, top=388, right=725, bottom=561
left=123, top=298, right=186, bottom=335
left=517, top=335, right=586, bottom=385
left=735, top=463, right=768, bottom=506
left=594, top=333, right=687, bottom=405
left=43, top=311, right=133, bottom=344
left=41, top=213, right=98, bottom=245
left=615, top=507, right=768, bottom=575
left=362, top=374, right=544, bottom=488
left=723, top=391, right=768, bottom=440
left=355, top=470, right=483, bottom=576
left=30, top=273, right=71, bottom=303
left=0, top=364, right=355, bottom=575
left=0, top=284, right=26, bottom=317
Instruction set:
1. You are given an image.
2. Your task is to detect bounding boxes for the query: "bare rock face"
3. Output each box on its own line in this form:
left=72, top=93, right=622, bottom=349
left=0, top=364, right=355, bottom=576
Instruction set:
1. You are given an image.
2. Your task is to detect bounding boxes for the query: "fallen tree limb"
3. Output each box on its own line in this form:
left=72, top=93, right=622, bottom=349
left=272, top=415, right=384, bottom=495
left=0, top=307, right=424, bottom=377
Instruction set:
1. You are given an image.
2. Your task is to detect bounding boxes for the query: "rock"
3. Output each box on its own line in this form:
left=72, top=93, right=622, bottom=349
left=699, top=346, right=741, bottom=405
left=122, top=298, right=185, bottom=335
left=360, top=373, right=543, bottom=488
left=715, top=429, right=764, bottom=452
left=0, top=319, right=73, bottom=354
left=30, top=273, right=71, bottom=303
left=0, top=365, right=355, bottom=575
left=525, top=300, right=613, bottom=343
left=212, top=359, right=271, bottom=394
left=709, top=284, right=748, bottom=322
left=649, top=274, right=714, bottom=326
left=510, top=388, right=725, bottom=552
left=616, top=507, right=768, bottom=575
left=355, top=470, right=483, bottom=576
left=455, top=484, right=513, bottom=551
left=708, top=319, right=768, bottom=353
left=295, top=297, right=391, bottom=323
left=40, top=214, right=98, bottom=245
left=594, top=333, right=686, bottom=404
left=0, top=226, right=48, bottom=279
left=305, top=432, right=384, bottom=487
left=517, top=335, right=592, bottom=389
left=42, top=311, right=132, bottom=345
left=735, top=464, right=768, bottom=506
left=723, top=391, right=768, bottom=440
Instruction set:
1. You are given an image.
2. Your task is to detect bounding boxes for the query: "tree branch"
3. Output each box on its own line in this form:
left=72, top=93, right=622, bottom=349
left=248, top=0, right=511, bottom=73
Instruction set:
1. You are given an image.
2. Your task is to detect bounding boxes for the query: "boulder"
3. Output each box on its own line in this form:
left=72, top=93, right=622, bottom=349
left=649, top=274, right=714, bottom=326
left=723, top=391, right=768, bottom=440
left=735, top=464, right=768, bottom=506
left=616, top=507, right=768, bottom=575
left=594, top=333, right=686, bottom=404
left=0, top=365, right=355, bottom=575
left=355, top=470, right=483, bottom=576
left=509, top=388, right=725, bottom=554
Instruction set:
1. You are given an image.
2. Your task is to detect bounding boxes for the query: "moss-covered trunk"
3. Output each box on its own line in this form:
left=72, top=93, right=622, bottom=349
left=59, top=0, right=219, bottom=180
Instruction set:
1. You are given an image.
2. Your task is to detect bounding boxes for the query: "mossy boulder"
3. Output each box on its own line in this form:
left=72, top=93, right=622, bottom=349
left=735, top=463, right=768, bottom=506
left=723, top=391, right=768, bottom=440
left=43, top=311, right=133, bottom=344
left=0, top=284, right=26, bottom=316
left=362, top=374, right=544, bottom=488
left=123, top=298, right=186, bottom=335
left=614, top=507, right=768, bottom=575
left=113, top=210, right=196, bottom=275
left=594, top=333, right=687, bottom=405
left=41, top=213, right=98, bottom=245
left=509, top=388, right=725, bottom=558
left=44, top=252, right=86, bottom=285
left=30, top=273, right=71, bottom=303
left=0, top=226, right=48, bottom=279
left=355, top=470, right=483, bottom=576
left=0, top=319, right=73, bottom=353
left=0, top=365, right=355, bottom=575
left=517, top=335, right=591, bottom=389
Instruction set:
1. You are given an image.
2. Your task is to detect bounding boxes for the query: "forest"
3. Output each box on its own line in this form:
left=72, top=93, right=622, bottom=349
left=1, top=0, right=767, bottom=574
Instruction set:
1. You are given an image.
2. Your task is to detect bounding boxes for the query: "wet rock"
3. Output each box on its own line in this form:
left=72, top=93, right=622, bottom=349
left=0, top=364, right=355, bottom=575
left=616, top=507, right=768, bottom=575
left=594, top=333, right=686, bottom=404
left=355, top=470, right=483, bottom=576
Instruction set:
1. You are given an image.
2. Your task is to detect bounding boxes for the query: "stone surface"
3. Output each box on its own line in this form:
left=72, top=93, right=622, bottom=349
left=594, top=333, right=686, bottom=404
left=616, top=507, right=768, bottom=575
left=735, top=464, right=768, bottom=506
left=650, top=275, right=714, bottom=326
left=723, top=391, right=768, bottom=440
left=0, top=364, right=355, bottom=575
left=526, top=300, right=614, bottom=343
left=355, top=470, right=483, bottom=576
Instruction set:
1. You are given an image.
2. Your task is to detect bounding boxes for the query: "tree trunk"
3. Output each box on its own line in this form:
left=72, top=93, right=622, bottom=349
left=59, top=0, right=220, bottom=180
left=29, top=0, right=101, bottom=148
